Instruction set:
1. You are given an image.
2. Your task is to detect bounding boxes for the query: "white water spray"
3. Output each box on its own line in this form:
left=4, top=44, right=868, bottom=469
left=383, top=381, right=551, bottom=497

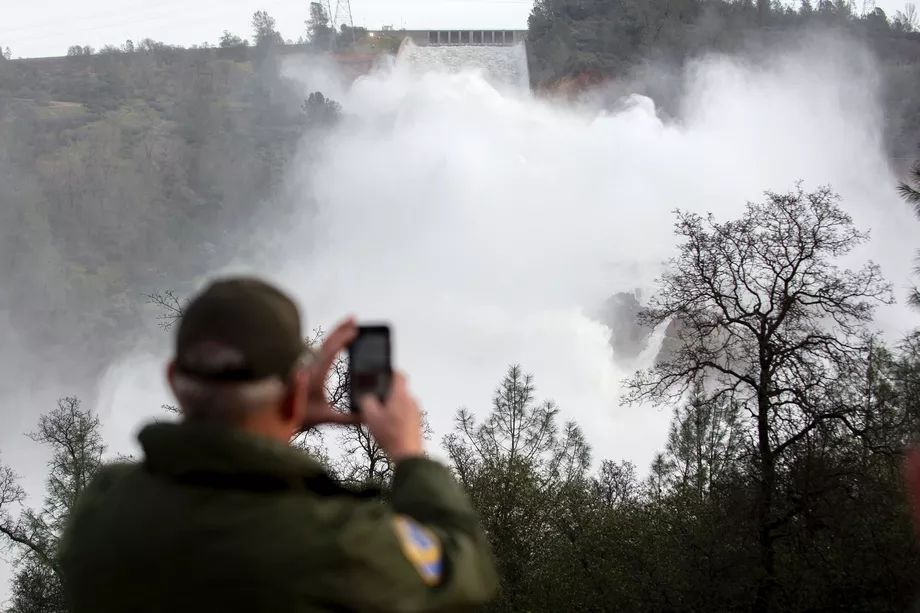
left=398, top=40, right=530, bottom=92
left=95, top=34, right=919, bottom=473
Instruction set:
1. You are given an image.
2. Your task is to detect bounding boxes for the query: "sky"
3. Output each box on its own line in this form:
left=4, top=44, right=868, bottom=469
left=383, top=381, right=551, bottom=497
left=4, top=0, right=918, bottom=58
left=2, top=0, right=534, bottom=59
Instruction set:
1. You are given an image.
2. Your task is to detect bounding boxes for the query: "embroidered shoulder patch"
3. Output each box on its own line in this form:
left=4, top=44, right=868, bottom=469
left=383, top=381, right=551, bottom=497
left=391, top=515, right=443, bottom=586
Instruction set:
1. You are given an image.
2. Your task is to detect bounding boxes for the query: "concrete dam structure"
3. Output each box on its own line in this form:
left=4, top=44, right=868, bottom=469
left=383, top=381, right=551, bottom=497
left=367, top=29, right=527, bottom=47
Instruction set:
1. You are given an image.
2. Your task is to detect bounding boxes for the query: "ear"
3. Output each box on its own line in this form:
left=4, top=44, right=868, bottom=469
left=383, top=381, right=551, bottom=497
left=166, top=361, right=177, bottom=394
left=281, top=368, right=310, bottom=426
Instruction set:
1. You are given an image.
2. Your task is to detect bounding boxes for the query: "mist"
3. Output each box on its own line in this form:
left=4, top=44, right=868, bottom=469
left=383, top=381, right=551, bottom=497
left=82, top=31, right=919, bottom=474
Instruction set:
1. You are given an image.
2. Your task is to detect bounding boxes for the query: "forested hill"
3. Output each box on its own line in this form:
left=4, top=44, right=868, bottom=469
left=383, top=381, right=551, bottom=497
left=528, top=0, right=920, bottom=162
left=0, top=33, right=366, bottom=386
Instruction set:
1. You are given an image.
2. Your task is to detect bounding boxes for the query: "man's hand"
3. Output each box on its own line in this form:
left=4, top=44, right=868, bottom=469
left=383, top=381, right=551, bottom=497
left=359, top=372, right=424, bottom=462
left=298, top=317, right=361, bottom=430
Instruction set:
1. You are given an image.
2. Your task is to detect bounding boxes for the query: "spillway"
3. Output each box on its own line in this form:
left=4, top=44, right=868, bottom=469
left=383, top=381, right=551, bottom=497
left=397, top=40, right=530, bottom=92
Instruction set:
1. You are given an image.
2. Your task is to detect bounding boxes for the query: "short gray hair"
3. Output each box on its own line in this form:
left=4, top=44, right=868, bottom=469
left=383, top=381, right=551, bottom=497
left=171, top=373, right=287, bottom=424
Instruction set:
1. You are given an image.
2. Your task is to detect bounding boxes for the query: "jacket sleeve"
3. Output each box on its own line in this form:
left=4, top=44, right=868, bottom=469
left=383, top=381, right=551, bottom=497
left=58, top=463, right=136, bottom=603
left=315, top=457, right=498, bottom=612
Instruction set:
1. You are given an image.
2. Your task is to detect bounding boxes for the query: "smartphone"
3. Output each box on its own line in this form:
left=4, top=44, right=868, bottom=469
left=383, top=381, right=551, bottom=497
left=348, top=324, right=393, bottom=412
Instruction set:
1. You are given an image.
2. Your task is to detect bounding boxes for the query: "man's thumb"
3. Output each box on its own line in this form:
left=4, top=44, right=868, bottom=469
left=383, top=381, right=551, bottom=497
left=358, top=394, right=383, bottom=419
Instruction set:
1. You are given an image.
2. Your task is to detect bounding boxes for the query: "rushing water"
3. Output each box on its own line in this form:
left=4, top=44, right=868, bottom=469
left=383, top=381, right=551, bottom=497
left=94, top=34, right=919, bottom=479
left=398, top=40, right=531, bottom=92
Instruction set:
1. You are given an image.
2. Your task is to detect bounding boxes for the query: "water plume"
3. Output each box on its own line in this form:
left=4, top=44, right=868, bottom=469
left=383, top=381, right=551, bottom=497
left=96, top=33, right=919, bottom=473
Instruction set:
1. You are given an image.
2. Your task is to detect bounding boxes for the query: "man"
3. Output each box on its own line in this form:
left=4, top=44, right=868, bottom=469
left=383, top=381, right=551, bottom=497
left=58, top=277, right=498, bottom=613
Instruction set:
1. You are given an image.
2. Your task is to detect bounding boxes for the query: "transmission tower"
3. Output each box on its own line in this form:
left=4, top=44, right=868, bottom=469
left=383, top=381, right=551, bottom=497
left=334, top=0, right=356, bottom=42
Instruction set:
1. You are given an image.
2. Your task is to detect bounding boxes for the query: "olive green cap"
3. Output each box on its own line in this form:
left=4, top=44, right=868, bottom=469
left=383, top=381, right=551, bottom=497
left=174, top=277, right=311, bottom=382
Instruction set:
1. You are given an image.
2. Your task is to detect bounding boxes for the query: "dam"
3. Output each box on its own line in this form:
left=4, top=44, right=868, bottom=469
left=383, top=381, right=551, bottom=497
left=367, top=29, right=527, bottom=47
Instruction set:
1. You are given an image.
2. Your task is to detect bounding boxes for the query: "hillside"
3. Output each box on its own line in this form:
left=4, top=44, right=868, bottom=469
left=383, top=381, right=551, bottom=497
left=0, top=40, right=380, bottom=386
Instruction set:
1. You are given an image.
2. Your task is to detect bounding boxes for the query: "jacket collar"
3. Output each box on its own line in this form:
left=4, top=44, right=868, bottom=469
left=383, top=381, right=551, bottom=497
left=139, top=421, right=328, bottom=487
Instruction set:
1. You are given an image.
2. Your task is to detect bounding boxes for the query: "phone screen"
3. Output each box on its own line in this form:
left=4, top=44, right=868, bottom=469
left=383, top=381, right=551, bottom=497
left=348, top=325, right=392, bottom=411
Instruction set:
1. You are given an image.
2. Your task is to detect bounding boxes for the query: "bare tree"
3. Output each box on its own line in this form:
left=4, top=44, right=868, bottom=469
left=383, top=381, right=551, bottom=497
left=291, top=327, right=348, bottom=456
left=147, top=289, right=186, bottom=331
left=623, top=185, right=892, bottom=613
left=312, top=329, right=434, bottom=487
left=147, top=290, right=187, bottom=415
left=334, top=407, right=434, bottom=488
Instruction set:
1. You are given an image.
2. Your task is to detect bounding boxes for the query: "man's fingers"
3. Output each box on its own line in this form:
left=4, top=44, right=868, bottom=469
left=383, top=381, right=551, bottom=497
left=318, top=317, right=357, bottom=370
left=390, top=371, right=408, bottom=397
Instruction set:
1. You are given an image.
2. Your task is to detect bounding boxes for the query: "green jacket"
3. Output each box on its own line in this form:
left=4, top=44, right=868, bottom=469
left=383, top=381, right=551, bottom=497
left=58, top=422, right=498, bottom=613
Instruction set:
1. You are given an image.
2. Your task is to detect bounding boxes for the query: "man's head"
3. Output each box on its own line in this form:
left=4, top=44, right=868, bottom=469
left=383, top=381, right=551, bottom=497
left=167, top=277, right=315, bottom=442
